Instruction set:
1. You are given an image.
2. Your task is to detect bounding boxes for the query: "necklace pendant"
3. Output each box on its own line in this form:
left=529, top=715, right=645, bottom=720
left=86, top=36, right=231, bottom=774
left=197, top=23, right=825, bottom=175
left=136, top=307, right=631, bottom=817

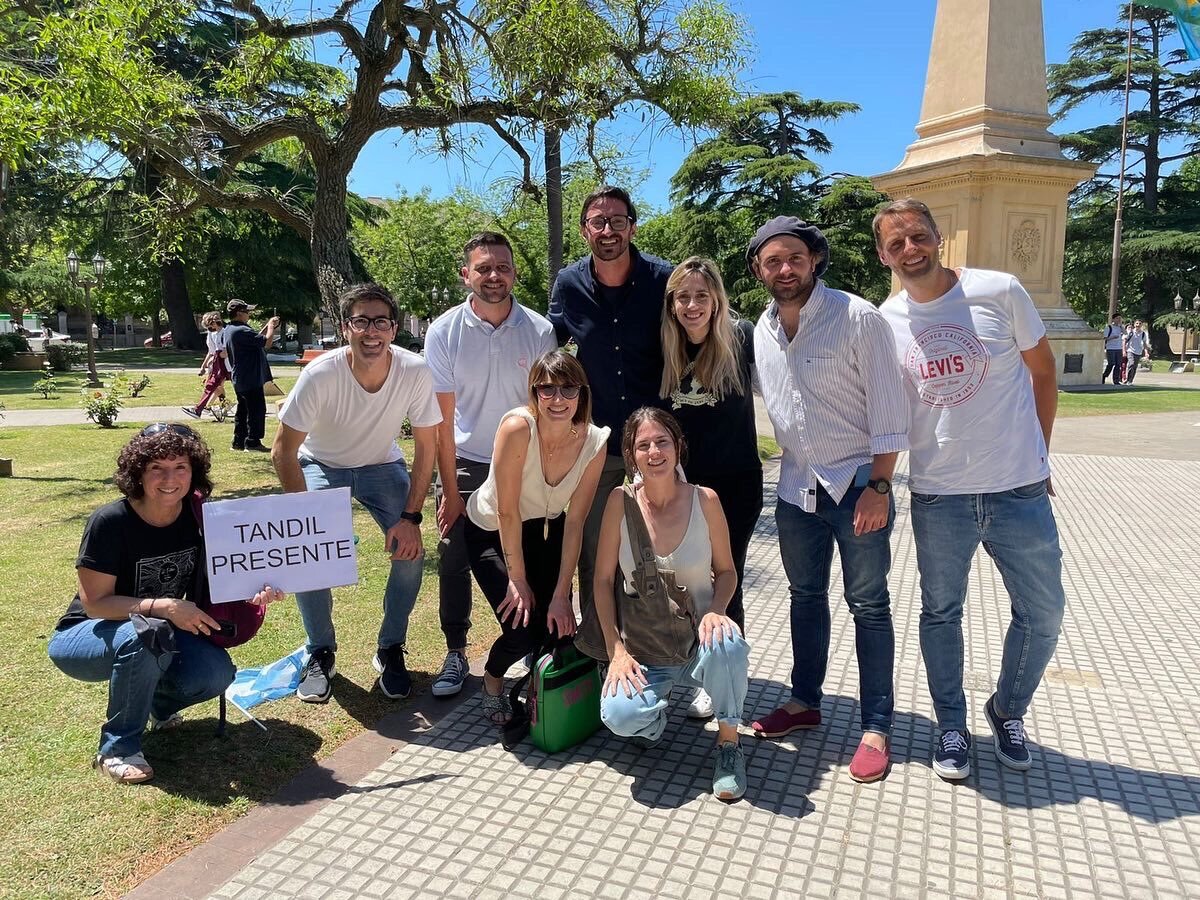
left=543, top=518, right=549, bottom=541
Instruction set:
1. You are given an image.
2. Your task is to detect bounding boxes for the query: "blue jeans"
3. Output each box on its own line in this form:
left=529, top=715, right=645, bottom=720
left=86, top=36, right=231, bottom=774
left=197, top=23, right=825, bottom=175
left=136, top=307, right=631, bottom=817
left=600, top=634, right=750, bottom=742
left=295, top=457, right=423, bottom=653
left=775, top=487, right=896, bottom=735
left=48, top=619, right=234, bottom=757
left=911, top=481, right=1066, bottom=731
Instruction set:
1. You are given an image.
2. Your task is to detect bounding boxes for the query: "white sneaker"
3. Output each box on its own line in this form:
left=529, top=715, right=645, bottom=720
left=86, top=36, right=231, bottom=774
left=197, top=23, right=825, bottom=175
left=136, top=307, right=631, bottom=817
left=94, top=752, right=154, bottom=784
left=686, top=688, right=714, bottom=720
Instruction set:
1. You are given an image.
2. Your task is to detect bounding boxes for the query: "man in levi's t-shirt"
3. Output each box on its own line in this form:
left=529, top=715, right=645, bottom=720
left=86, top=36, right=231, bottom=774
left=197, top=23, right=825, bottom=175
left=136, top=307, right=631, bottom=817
left=874, top=198, right=1067, bottom=783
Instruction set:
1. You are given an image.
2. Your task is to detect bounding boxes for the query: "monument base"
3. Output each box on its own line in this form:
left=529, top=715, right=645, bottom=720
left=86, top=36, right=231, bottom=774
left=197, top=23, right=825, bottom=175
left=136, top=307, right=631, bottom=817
left=1040, top=307, right=1104, bottom=387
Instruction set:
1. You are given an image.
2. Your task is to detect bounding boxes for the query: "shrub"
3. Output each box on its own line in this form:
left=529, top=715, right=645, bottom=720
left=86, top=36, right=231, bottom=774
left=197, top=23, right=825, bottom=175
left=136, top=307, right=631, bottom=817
left=0, top=333, right=31, bottom=366
left=32, top=367, right=59, bottom=399
left=44, top=342, right=84, bottom=372
left=127, top=373, right=152, bottom=397
left=81, top=375, right=126, bottom=427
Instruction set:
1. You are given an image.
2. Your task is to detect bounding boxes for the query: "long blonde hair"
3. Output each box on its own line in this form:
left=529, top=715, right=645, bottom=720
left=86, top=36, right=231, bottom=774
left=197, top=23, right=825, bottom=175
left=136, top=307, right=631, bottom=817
left=659, top=257, right=744, bottom=400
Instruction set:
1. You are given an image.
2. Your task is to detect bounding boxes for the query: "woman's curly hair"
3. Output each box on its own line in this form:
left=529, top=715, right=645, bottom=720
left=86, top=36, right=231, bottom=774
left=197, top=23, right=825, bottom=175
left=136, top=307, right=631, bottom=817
left=114, top=426, right=213, bottom=500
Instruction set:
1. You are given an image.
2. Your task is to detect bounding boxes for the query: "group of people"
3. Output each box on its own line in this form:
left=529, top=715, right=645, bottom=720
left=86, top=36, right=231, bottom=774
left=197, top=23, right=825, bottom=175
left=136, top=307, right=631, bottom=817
left=1101, top=314, right=1152, bottom=385
left=50, top=187, right=1068, bottom=806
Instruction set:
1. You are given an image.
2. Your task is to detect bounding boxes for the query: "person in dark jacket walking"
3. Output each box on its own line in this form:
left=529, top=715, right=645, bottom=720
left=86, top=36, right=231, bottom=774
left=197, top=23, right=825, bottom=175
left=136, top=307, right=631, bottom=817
left=223, top=299, right=278, bottom=452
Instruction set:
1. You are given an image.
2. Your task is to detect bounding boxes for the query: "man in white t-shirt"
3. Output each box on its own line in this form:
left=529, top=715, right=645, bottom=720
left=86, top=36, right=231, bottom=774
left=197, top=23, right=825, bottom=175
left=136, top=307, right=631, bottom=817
left=1102, top=314, right=1125, bottom=385
left=874, top=199, right=1067, bottom=782
left=423, top=232, right=556, bottom=697
left=272, top=283, right=441, bottom=703
left=1124, top=319, right=1150, bottom=384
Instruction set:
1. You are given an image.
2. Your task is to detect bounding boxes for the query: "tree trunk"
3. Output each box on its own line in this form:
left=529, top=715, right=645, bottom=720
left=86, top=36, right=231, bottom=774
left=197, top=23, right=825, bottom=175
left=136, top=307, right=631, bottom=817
left=160, top=258, right=202, bottom=350
left=545, top=125, right=564, bottom=298
left=310, top=163, right=356, bottom=336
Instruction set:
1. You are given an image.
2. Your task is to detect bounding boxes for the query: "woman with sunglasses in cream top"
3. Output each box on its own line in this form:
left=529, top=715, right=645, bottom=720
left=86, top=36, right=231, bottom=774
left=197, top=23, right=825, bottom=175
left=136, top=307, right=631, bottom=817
left=465, top=350, right=609, bottom=727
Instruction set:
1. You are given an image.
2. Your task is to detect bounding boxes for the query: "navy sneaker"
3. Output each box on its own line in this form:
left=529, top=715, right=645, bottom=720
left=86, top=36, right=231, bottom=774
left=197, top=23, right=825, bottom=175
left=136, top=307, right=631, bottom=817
left=932, top=728, right=971, bottom=780
left=297, top=648, right=335, bottom=703
left=985, top=694, right=1032, bottom=770
left=373, top=644, right=412, bottom=699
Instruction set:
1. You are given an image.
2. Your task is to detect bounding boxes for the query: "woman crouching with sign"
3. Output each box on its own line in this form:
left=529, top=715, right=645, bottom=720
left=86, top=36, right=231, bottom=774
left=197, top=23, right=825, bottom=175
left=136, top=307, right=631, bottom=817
left=464, top=351, right=609, bottom=726
left=584, top=407, right=751, bottom=801
left=47, top=424, right=285, bottom=784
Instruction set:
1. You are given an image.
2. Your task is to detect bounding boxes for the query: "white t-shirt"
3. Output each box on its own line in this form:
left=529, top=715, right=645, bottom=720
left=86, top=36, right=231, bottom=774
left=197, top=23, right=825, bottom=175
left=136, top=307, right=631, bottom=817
left=423, top=299, right=556, bottom=463
left=467, top=407, right=610, bottom=530
left=279, top=346, right=442, bottom=468
left=879, top=268, right=1049, bottom=495
left=206, top=330, right=225, bottom=354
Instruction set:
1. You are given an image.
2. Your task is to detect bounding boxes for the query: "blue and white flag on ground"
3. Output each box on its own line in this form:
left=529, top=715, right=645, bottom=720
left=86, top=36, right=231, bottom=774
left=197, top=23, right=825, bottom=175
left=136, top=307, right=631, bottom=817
left=225, top=646, right=307, bottom=714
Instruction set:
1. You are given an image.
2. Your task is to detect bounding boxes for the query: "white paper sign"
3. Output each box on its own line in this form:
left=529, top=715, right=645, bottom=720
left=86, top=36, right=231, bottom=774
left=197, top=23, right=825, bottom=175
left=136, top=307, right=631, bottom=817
left=203, top=488, right=357, bottom=603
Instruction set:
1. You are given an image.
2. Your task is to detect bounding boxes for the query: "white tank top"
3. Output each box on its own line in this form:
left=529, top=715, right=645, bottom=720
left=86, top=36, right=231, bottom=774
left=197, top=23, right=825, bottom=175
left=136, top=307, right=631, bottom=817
left=467, top=407, right=610, bottom=530
left=618, top=485, right=714, bottom=616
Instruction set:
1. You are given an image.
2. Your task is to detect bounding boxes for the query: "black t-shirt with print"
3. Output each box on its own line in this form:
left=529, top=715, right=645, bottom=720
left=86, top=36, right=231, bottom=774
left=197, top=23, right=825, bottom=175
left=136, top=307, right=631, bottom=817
left=670, top=317, right=761, bottom=481
left=56, top=498, right=201, bottom=631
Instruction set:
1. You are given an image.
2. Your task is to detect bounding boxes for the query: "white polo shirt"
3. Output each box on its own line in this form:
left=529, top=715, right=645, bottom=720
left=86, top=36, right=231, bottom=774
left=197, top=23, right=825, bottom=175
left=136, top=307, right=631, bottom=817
left=423, top=298, right=557, bottom=463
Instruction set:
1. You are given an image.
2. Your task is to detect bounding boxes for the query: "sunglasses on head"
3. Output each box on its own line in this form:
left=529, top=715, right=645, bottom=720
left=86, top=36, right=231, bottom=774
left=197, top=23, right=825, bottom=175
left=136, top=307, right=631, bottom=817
left=535, top=384, right=581, bottom=401
left=140, top=423, right=200, bottom=439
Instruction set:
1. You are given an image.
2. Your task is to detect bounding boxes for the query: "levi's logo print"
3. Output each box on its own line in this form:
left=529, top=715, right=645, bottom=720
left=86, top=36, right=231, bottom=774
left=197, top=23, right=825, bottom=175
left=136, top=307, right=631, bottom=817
left=135, top=548, right=197, bottom=599
left=903, top=324, right=990, bottom=408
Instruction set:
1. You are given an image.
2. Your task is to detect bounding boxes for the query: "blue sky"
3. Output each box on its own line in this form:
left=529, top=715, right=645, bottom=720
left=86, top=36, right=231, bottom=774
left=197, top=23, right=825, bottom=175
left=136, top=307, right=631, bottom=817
left=344, top=1, right=1147, bottom=210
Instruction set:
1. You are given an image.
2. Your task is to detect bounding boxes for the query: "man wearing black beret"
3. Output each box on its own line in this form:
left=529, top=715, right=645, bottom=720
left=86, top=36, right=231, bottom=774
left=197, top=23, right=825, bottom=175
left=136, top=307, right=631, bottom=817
left=747, top=216, right=909, bottom=784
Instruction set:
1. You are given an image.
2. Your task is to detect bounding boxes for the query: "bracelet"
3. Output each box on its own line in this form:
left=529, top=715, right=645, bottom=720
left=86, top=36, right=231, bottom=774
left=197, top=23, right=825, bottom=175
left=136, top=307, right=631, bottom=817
left=148, top=599, right=155, bottom=618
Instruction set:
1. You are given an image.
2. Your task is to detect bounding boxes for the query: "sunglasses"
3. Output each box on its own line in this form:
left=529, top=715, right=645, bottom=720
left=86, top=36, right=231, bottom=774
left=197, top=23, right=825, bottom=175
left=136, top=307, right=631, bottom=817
left=140, top=423, right=200, bottom=439
left=535, top=384, right=581, bottom=401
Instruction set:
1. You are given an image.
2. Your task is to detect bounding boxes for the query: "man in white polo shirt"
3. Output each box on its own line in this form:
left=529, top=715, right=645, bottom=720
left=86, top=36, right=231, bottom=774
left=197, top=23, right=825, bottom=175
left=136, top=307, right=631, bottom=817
left=272, top=283, right=441, bottom=704
left=874, top=198, right=1066, bottom=781
left=747, top=216, right=910, bottom=785
left=423, top=232, right=556, bottom=697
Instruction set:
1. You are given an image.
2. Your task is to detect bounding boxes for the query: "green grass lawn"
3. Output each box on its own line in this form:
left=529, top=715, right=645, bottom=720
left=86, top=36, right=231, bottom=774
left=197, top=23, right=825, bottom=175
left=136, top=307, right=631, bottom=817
left=0, top=371, right=299, bottom=411
left=1058, top=385, right=1200, bottom=417
left=0, top=423, right=498, bottom=898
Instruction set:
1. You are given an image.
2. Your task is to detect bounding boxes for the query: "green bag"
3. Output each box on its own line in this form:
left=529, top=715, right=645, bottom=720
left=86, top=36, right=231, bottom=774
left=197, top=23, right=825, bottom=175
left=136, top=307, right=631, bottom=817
left=504, top=640, right=601, bottom=754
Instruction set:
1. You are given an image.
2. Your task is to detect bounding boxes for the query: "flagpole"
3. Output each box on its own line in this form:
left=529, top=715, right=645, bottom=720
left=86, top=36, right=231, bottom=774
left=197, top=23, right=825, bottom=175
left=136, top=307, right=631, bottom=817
left=1107, top=2, right=1136, bottom=318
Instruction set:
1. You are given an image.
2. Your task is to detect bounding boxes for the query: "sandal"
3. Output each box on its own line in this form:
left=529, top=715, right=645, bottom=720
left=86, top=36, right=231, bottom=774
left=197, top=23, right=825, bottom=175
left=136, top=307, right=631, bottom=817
left=481, top=685, right=512, bottom=726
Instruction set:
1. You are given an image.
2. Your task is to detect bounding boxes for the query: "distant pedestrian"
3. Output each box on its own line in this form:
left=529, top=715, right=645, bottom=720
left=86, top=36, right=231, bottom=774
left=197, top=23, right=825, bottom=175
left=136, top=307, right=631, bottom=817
left=223, top=299, right=279, bottom=452
left=182, top=312, right=229, bottom=420
left=1101, top=314, right=1124, bottom=385
left=1124, top=320, right=1150, bottom=384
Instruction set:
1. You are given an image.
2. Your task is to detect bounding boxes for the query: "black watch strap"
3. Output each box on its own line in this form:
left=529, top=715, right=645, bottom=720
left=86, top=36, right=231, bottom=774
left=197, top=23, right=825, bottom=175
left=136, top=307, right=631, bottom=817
left=867, top=478, right=891, bottom=495
left=400, top=510, right=423, bottom=525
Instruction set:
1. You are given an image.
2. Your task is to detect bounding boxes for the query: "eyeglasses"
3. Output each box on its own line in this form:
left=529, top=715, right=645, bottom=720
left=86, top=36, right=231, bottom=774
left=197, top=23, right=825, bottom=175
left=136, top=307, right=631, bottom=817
left=345, top=316, right=396, bottom=333
left=583, top=214, right=632, bottom=233
left=535, top=384, right=581, bottom=401
left=140, top=423, right=199, bottom=439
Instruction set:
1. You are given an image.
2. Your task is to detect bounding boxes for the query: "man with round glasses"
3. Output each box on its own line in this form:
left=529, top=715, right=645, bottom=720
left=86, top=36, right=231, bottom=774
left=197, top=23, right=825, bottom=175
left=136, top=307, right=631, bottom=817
left=272, top=283, right=441, bottom=704
left=424, top=232, right=556, bottom=698
left=548, top=185, right=673, bottom=613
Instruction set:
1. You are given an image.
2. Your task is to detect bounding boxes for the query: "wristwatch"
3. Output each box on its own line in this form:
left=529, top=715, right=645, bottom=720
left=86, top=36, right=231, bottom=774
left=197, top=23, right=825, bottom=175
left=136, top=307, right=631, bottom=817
left=866, top=478, right=892, bottom=496
left=399, top=510, right=423, bottom=525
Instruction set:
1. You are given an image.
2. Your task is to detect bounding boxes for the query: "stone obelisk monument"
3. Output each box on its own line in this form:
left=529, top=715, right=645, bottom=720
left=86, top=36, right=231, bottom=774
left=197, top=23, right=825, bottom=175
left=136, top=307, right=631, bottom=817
left=871, top=0, right=1101, bottom=385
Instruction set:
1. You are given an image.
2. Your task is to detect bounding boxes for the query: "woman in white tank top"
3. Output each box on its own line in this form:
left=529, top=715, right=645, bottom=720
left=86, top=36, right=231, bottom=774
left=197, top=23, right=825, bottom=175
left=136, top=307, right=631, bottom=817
left=464, top=351, right=609, bottom=728
left=592, top=408, right=751, bottom=802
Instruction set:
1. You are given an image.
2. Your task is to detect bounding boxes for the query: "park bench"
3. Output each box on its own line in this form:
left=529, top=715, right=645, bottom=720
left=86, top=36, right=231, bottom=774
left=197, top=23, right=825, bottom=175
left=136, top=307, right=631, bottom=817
left=297, top=348, right=326, bottom=366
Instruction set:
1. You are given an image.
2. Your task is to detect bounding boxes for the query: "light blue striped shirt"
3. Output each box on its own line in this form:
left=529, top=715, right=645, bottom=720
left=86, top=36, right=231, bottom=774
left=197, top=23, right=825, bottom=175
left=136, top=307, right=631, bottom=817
left=754, top=280, right=910, bottom=507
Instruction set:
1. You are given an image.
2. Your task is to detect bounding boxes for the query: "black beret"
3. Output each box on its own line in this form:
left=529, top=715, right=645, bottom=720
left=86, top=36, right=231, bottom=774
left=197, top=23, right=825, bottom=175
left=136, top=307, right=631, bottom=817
left=745, top=216, right=830, bottom=277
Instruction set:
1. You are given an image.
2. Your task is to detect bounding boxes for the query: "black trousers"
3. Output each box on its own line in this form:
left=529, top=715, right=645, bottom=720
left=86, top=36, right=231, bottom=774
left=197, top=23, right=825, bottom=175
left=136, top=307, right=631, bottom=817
left=232, top=386, right=267, bottom=447
left=690, top=467, right=764, bottom=633
left=465, top=516, right=565, bottom=679
left=436, top=458, right=492, bottom=650
left=1102, top=349, right=1123, bottom=384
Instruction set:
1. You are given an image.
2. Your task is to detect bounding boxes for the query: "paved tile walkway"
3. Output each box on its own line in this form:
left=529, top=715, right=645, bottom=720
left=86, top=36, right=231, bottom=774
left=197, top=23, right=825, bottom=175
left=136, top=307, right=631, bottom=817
left=199, top=452, right=1200, bottom=899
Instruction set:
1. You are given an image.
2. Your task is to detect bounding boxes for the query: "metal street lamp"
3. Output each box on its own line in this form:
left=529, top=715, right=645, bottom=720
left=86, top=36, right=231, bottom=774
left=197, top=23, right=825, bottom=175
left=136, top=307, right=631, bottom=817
left=1174, top=291, right=1184, bottom=311
left=1193, top=291, right=1200, bottom=312
left=66, top=250, right=105, bottom=387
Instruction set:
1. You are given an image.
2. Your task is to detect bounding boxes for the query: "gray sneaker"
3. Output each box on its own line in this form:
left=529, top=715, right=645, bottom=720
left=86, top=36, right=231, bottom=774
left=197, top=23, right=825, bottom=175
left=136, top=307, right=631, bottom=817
left=297, top=648, right=335, bottom=703
left=712, top=741, right=747, bottom=801
left=431, top=650, right=469, bottom=697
